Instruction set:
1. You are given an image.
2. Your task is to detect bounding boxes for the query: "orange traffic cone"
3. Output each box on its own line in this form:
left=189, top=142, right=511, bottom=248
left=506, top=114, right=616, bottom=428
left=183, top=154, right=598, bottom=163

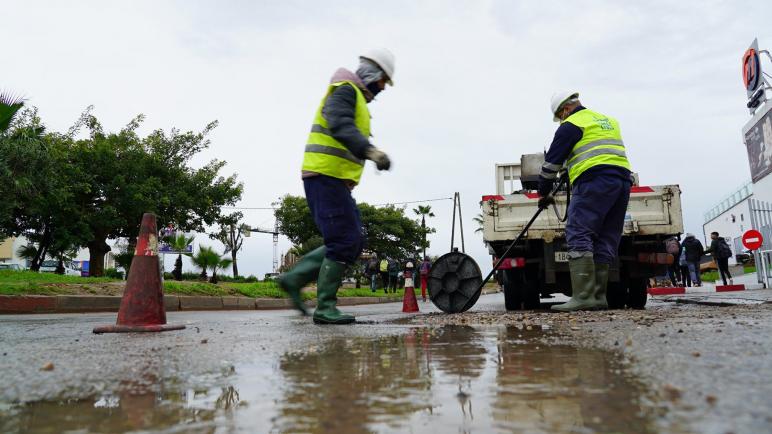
left=402, top=265, right=419, bottom=313
left=93, top=213, right=185, bottom=334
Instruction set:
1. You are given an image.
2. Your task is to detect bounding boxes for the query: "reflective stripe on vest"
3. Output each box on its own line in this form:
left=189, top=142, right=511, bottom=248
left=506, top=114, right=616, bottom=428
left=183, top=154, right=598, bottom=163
left=302, top=81, right=370, bottom=184
left=563, top=109, right=631, bottom=184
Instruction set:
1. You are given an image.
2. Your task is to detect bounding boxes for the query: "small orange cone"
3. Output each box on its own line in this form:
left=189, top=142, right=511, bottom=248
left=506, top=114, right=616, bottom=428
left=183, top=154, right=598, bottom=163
left=402, top=265, right=419, bottom=313
left=93, top=213, right=185, bottom=334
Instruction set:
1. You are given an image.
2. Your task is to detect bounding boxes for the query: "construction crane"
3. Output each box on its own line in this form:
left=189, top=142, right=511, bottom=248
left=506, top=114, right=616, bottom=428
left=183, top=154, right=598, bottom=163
left=244, top=220, right=279, bottom=273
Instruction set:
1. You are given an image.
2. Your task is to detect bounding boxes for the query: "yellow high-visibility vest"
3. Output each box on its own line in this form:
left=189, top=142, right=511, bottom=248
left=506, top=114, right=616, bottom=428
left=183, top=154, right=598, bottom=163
left=302, top=81, right=370, bottom=184
left=563, top=109, right=631, bottom=184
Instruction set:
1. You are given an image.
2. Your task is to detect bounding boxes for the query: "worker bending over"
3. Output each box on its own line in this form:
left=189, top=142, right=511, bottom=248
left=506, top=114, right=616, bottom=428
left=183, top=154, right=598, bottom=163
left=278, top=49, right=395, bottom=324
left=538, top=92, right=632, bottom=312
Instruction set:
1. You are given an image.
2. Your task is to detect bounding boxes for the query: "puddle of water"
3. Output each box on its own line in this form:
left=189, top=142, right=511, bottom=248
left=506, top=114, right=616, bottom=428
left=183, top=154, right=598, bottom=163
left=1, top=325, right=659, bottom=434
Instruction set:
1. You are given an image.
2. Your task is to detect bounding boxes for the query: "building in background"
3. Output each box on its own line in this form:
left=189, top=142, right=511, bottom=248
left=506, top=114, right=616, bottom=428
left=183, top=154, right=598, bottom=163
left=702, top=181, right=753, bottom=265
left=0, top=235, right=115, bottom=272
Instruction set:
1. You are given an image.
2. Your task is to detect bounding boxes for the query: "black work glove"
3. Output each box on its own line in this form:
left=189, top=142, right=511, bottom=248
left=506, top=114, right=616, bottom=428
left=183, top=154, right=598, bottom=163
left=538, top=176, right=555, bottom=198
left=538, top=194, right=555, bottom=210
left=365, top=147, right=391, bottom=171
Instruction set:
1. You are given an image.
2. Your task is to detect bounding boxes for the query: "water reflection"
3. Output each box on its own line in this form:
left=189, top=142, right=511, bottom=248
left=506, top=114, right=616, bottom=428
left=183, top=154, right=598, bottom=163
left=492, top=326, right=654, bottom=433
left=0, top=385, right=240, bottom=434
left=0, top=326, right=660, bottom=434
left=275, top=325, right=657, bottom=434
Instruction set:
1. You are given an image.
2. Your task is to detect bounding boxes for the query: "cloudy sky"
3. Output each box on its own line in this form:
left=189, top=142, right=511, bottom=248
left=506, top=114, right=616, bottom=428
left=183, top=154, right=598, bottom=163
left=6, top=1, right=772, bottom=277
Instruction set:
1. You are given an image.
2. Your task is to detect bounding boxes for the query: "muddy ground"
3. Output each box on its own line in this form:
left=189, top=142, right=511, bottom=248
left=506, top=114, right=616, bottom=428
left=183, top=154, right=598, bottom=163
left=410, top=296, right=772, bottom=434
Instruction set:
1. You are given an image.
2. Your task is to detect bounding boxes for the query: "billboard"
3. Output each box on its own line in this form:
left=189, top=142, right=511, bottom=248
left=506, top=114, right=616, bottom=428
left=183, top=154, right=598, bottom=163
left=745, top=105, right=772, bottom=183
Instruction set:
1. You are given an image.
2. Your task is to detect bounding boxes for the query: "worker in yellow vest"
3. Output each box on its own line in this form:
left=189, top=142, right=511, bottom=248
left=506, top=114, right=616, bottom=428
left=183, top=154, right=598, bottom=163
left=538, top=91, right=632, bottom=312
left=278, top=49, right=395, bottom=324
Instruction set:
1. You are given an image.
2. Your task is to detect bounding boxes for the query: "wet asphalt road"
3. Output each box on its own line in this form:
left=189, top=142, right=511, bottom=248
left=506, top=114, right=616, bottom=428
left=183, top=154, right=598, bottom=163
left=0, top=292, right=770, bottom=433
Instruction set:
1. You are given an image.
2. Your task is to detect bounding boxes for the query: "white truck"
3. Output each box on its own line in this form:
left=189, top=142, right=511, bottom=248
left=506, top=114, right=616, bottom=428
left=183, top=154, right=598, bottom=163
left=481, top=154, right=684, bottom=309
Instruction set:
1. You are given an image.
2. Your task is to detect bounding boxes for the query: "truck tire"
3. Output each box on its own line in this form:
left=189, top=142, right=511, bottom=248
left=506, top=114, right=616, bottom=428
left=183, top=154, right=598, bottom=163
left=503, top=269, right=541, bottom=310
left=503, top=269, right=523, bottom=310
left=606, top=281, right=627, bottom=310
left=626, top=278, right=648, bottom=309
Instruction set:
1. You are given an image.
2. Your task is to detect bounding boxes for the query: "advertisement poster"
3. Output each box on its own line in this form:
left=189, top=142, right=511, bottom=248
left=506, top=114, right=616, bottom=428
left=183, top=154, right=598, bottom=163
left=745, top=106, right=772, bottom=183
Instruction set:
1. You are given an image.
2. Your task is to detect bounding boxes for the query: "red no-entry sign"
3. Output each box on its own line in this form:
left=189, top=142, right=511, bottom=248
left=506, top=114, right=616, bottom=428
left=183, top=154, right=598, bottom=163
left=742, top=229, right=763, bottom=251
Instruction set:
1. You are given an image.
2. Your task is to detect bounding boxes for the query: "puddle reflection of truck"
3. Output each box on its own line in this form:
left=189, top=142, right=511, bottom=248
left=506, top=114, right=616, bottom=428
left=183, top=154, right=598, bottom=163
left=481, top=154, right=684, bottom=310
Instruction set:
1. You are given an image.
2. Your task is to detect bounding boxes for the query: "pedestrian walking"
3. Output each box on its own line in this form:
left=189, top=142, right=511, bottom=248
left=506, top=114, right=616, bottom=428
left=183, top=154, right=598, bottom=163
left=368, top=256, right=379, bottom=292
left=277, top=48, right=395, bottom=324
left=419, top=257, right=431, bottom=302
left=682, top=233, right=704, bottom=287
left=379, top=257, right=390, bottom=291
left=704, top=232, right=734, bottom=286
left=388, top=259, right=399, bottom=293
left=538, top=91, right=632, bottom=311
left=664, top=236, right=682, bottom=286
left=679, top=244, right=692, bottom=287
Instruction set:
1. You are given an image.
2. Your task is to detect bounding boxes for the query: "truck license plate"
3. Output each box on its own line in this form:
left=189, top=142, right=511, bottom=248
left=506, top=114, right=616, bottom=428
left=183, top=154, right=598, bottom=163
left=554, top=252, right=569, bottom=262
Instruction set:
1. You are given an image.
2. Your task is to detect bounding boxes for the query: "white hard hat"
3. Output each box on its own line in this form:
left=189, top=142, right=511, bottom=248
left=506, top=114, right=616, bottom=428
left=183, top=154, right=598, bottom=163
left=360, top=48, right=395, bottom=86
left=406, top=261, right=413, bottom=268
left=550, top=91, right=579, bottom=122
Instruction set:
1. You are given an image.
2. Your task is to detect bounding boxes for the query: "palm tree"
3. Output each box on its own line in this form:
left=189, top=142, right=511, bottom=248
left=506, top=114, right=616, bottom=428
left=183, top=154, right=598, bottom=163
left=413, top=205, right=435, bottom=258
left=191, top=245, right=232, bottom=284
left=16, top=245, right=37, bottom=269
left=0, top=93, right=24, bottom=133
left=163, top=233, right=195, bottom=280
left=473, top=213, right=484, bottom=234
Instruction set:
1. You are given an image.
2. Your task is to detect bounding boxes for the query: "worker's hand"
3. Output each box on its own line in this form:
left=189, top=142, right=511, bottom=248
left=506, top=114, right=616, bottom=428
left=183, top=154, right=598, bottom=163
left=366, top=147, right=391, bottom=171
left=538, top=194, right=555, bottom=210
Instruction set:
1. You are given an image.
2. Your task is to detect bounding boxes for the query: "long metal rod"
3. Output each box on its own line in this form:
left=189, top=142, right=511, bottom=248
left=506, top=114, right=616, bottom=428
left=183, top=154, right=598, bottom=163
left=450, top=193, right=457, bottom=251
left=458, top=192, right=466, bottom=253
left=475, top=177, right=567, bottom=292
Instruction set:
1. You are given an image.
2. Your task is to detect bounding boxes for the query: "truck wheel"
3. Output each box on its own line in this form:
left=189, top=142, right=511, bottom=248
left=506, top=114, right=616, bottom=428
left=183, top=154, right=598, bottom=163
left=503, top=269, right=541, bottom=310
left=626, top=278, right=648, bottom=309
left=503, top=269, right=523, bottom=310
left=522, top=271, right=541, bottom=309
left=606, top=281, right=627, bottom=310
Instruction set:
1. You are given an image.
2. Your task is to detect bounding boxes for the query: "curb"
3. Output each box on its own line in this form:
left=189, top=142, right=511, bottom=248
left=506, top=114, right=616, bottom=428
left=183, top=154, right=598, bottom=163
left=648, top=284, right=762, bottom=296
left=0, top=294, right=404, bottom=314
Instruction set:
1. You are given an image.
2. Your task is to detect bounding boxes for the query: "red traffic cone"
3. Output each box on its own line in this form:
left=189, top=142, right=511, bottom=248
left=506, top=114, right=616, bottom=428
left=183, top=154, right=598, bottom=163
left=93, top=213, right=185, bottom=334
left=402, top=270, right=419, bottom=313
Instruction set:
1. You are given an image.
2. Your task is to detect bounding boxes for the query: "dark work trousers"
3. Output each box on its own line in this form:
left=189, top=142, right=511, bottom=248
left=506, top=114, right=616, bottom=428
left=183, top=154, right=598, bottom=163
left=566, top=175, right=632, bottom=264
left=380, top=272, right=389, bottom=290
left=679, top=265, right=691, bottom=287
left=717, top=257, right=732, bottom=285
left=667, top=263, right=681, bottom=286
left=303, top=175, right=364, bottom=264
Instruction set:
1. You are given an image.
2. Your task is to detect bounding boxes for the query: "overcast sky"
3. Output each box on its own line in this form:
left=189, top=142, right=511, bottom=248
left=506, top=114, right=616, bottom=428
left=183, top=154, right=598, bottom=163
left=6, top=1, right=772, bottom=277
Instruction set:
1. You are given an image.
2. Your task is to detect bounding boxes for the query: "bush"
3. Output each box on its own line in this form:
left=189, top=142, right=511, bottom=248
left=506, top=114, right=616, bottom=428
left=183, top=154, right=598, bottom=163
left=104, top=268, right=125, bottom=279
left=215, top=274, right=259, bottom=283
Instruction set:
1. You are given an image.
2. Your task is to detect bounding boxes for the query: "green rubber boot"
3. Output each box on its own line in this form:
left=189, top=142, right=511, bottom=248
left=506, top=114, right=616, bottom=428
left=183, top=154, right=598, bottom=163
left=313, top=258, right=355, bottom=325
left=592, top=263, right=609, bottom=310
left=552, top=255, right=596, bottom=312
left=277, top=246, right=326, bottom=316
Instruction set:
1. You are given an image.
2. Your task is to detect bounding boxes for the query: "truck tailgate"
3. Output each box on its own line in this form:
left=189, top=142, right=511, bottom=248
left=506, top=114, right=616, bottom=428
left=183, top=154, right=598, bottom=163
left=482, top=185, right=683, bottom=242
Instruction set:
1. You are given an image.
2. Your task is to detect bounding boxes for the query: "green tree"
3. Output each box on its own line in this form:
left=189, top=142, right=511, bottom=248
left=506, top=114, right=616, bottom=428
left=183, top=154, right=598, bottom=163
left=163, top=233, right=195, bottom=280
left=274, top=195, right=316, bottom=247
left=0, top=109, right=90, bottom=271
left=412, top=205, right=436, bottom=258
left=16, top=245, right=37, bottom=267
left=191, top=245, right=232, bottom=284
left=211, top=212, right=245, bottom=277
left=71, top=110, right=243, bottom=276
left=274, top=195, right=427, bottom=263
left=0, top=93, right=24, bottom=133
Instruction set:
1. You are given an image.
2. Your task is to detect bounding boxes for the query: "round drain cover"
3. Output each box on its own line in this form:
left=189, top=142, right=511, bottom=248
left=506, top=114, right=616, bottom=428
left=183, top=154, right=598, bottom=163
left=428, top=252, right=483, bottom=313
